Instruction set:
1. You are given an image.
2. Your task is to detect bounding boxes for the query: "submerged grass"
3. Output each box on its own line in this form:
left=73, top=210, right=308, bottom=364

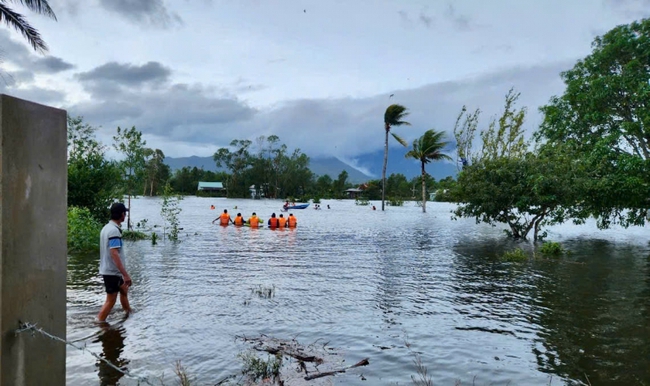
left=501, top=248, right=528, bottom=262
left=251, top=284, right=275, bottom=299
left=122, top=230, right=148, bottom=241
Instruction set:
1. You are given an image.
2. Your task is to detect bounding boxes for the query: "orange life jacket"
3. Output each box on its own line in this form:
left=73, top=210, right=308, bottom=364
left=220, top=213, right=230, bottom=225
left=269, top=217, right=279, bottom=228
left=248, top=216, right=259, bottom=227
left=278, top=217, right=287, bottom=227
left=288, top=216, right=297, bottom=228
left=234, top=216, right=244, bottom=226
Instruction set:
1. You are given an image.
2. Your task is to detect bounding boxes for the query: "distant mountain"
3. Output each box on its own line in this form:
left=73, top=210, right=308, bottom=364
left=163, top=155, right=372, bottom=183
left=343, top=148, right=458, bottom=181
left=164, top=148, right=457, bottom=184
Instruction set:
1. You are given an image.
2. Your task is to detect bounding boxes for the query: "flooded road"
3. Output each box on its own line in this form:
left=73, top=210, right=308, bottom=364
left=66, top=197, right=650, bottom=385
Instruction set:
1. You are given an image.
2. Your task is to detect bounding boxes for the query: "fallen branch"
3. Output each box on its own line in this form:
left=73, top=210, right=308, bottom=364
left=303, top=358, right=369, bottom=381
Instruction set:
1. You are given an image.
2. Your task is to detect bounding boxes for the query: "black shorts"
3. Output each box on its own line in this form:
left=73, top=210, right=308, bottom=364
left=103, top=275, right=124, bottom=294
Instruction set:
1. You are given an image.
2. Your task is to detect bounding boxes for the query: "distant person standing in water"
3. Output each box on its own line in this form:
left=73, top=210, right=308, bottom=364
left=97, top=203, right=132, bottom=322
left=268, top=213, right=279, bottom=229
left=212, top=209, right=232, bottom=225
left=288, top=213, right=298, bottom=228
left=233, top=212, right=245, bottom=226
left=248, top=212, right=260, bottom=228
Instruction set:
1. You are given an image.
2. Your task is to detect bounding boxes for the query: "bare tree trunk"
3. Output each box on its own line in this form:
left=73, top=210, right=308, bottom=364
left=381, top=126, right=389, bottom=211
left=150, top=180, right=154, bottom=196
left=421, top=162, right=426, bottom=213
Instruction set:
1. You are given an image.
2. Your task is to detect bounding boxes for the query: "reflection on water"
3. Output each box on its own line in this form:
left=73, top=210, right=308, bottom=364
left=95, top=324, right=128, bottom=386
left=66, top=198, right=650, bottom=385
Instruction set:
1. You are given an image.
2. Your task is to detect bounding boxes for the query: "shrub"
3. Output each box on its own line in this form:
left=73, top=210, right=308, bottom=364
left=388, top=197, right=404, bottom=206
left=501, top=248, right=528, bottom=262
left=539, top=241, right=565, bottom=256
left=122, top=230, right=148, bottom=241
left=67, top=206, right=102, bottom=253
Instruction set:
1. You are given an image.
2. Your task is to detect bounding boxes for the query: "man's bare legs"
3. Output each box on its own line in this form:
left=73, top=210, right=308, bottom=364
left=97, top=293, right=118, bottom=322
left=119, top=283, right=132, bottom=315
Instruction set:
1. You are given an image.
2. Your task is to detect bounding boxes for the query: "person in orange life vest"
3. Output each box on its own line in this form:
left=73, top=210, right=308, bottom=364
left=248, top=212, right=260, bottom=228
left=288, top=213, right=297, bottom=228
left=268, top=213, right=279, bottom=228
left=233, top=213, right=245, bottom=226
left=278, top=214, right=288, bottom=228
left=212, top=209, right=232, bottom=225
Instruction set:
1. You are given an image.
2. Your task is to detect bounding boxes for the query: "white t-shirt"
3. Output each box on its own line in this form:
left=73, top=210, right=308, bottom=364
left=99, top=220, right=126, bottom=276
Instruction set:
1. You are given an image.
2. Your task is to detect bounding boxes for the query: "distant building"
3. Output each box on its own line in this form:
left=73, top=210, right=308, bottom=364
left=197, top=181, right=225, bottom=195
left=345, top=188, right=364, bottom=199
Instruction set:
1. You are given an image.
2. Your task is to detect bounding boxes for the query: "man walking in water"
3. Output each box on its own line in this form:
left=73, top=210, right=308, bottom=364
left=97, top=203, right=133, bottom=322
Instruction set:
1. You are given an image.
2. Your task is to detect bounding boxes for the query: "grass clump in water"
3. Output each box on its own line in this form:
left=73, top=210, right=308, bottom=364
left=539, top=241, right=565, bottom=256
left=251, top=285, right=275, bottom=299
left=238, top=352, right=282, bottom=383
left=122, top=230, right=148, bottom=241
left=501, top=248, right=528, bottom=262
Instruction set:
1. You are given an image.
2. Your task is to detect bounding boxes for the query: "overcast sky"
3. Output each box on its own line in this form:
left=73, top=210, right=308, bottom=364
left=1, top=0, right=649, bottom=163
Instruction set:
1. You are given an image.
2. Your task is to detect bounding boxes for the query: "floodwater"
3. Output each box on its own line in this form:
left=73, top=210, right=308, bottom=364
left=66, top=197, right=650, bottom=385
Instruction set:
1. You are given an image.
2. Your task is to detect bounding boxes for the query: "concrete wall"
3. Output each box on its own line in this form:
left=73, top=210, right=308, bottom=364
left=0, top=95, right=67, bottom=385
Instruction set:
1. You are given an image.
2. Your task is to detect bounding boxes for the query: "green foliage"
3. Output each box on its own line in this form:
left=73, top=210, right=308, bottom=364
left=387, top=197, right=404, bottom=206
left=312, top=197, right=321, bottom=204
left=405, top=129, right=452, bottom=212
left=539, top=241, right=565, bottom=256
left=537, top=19, right=650, bottom=228
left=1, top=0, right=57, bottom=53
left=161, top=183, right=183, bottom=242
left=113, top=126, right=148, bottom=229
left=355, top=198, right=370, bottom=206
left=122, top=230, right=148, bottom=241
left=67, top=116, right=121, bottom=222
left=454, top=89, right=576, bottom=240
left=238, top=352, right=282, bottom=383
left=67, top=206, right=101, bottom=253
left=151, top=231, right=158, bottom=246
left=382, top=104, right=411, bottom=211
left=501, top=248, right=528, bottom=262
left=212, top=136, right=313, bottom=199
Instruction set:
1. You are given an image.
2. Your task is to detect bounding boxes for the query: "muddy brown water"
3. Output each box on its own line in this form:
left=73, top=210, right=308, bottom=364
left=66, top=197, right=650, bottom=385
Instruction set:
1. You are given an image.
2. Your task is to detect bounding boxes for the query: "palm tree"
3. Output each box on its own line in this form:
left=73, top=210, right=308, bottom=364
left=405, top=129, right=452, bottom=213
left=1, top=0, right=56, bottom=53
left=382, top=104, right=410, bottom=211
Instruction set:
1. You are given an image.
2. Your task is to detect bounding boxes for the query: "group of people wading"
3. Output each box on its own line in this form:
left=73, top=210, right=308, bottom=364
left=212, top=209, right=297, bottom=229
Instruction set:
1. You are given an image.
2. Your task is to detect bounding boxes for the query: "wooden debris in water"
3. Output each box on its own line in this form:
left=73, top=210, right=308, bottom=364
left=235, top=335, right=370, bottom=385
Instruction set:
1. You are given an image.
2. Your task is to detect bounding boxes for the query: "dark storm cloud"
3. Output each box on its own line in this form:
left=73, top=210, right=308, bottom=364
left=98, top=0, right=183, bottom=28
left=32, top=56, right=76, bottom=73
left=76, top=61, right=171, bottom=86
left=0, top=30, right=74, bottom=75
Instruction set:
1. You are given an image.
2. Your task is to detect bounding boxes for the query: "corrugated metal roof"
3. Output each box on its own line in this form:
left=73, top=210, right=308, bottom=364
left=197, top=181, right=224, bottom=190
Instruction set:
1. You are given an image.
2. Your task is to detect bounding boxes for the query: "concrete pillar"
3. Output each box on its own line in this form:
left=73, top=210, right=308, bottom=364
left=0, top=95, right=67, bottom=385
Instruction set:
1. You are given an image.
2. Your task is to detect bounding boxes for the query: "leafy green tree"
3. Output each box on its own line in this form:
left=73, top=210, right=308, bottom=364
left=454, top=89, right=576, bottom=240
left=113, top=126, right=147, bottom=229
left=67, top=116, right=121, bottom=222
left=332, top=170, right=349, bottom=197
left=405, top=129, right=452, bottom=212
left=315, top=174, right=333, bottom=197
left=382, top=104, right=411, bottom=210
left=538, top=18, right=650, bottom=227
left=1, top=0, right=56, bottom=52
left=160, top=183, right=183, bottom=242
left=361, top=179, right=382, bottom=200
left=143, top=148, right=169, bottom=196
left=385, top=173, right=409, bottom=198
left=213, top=139, right=253, bottom=197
